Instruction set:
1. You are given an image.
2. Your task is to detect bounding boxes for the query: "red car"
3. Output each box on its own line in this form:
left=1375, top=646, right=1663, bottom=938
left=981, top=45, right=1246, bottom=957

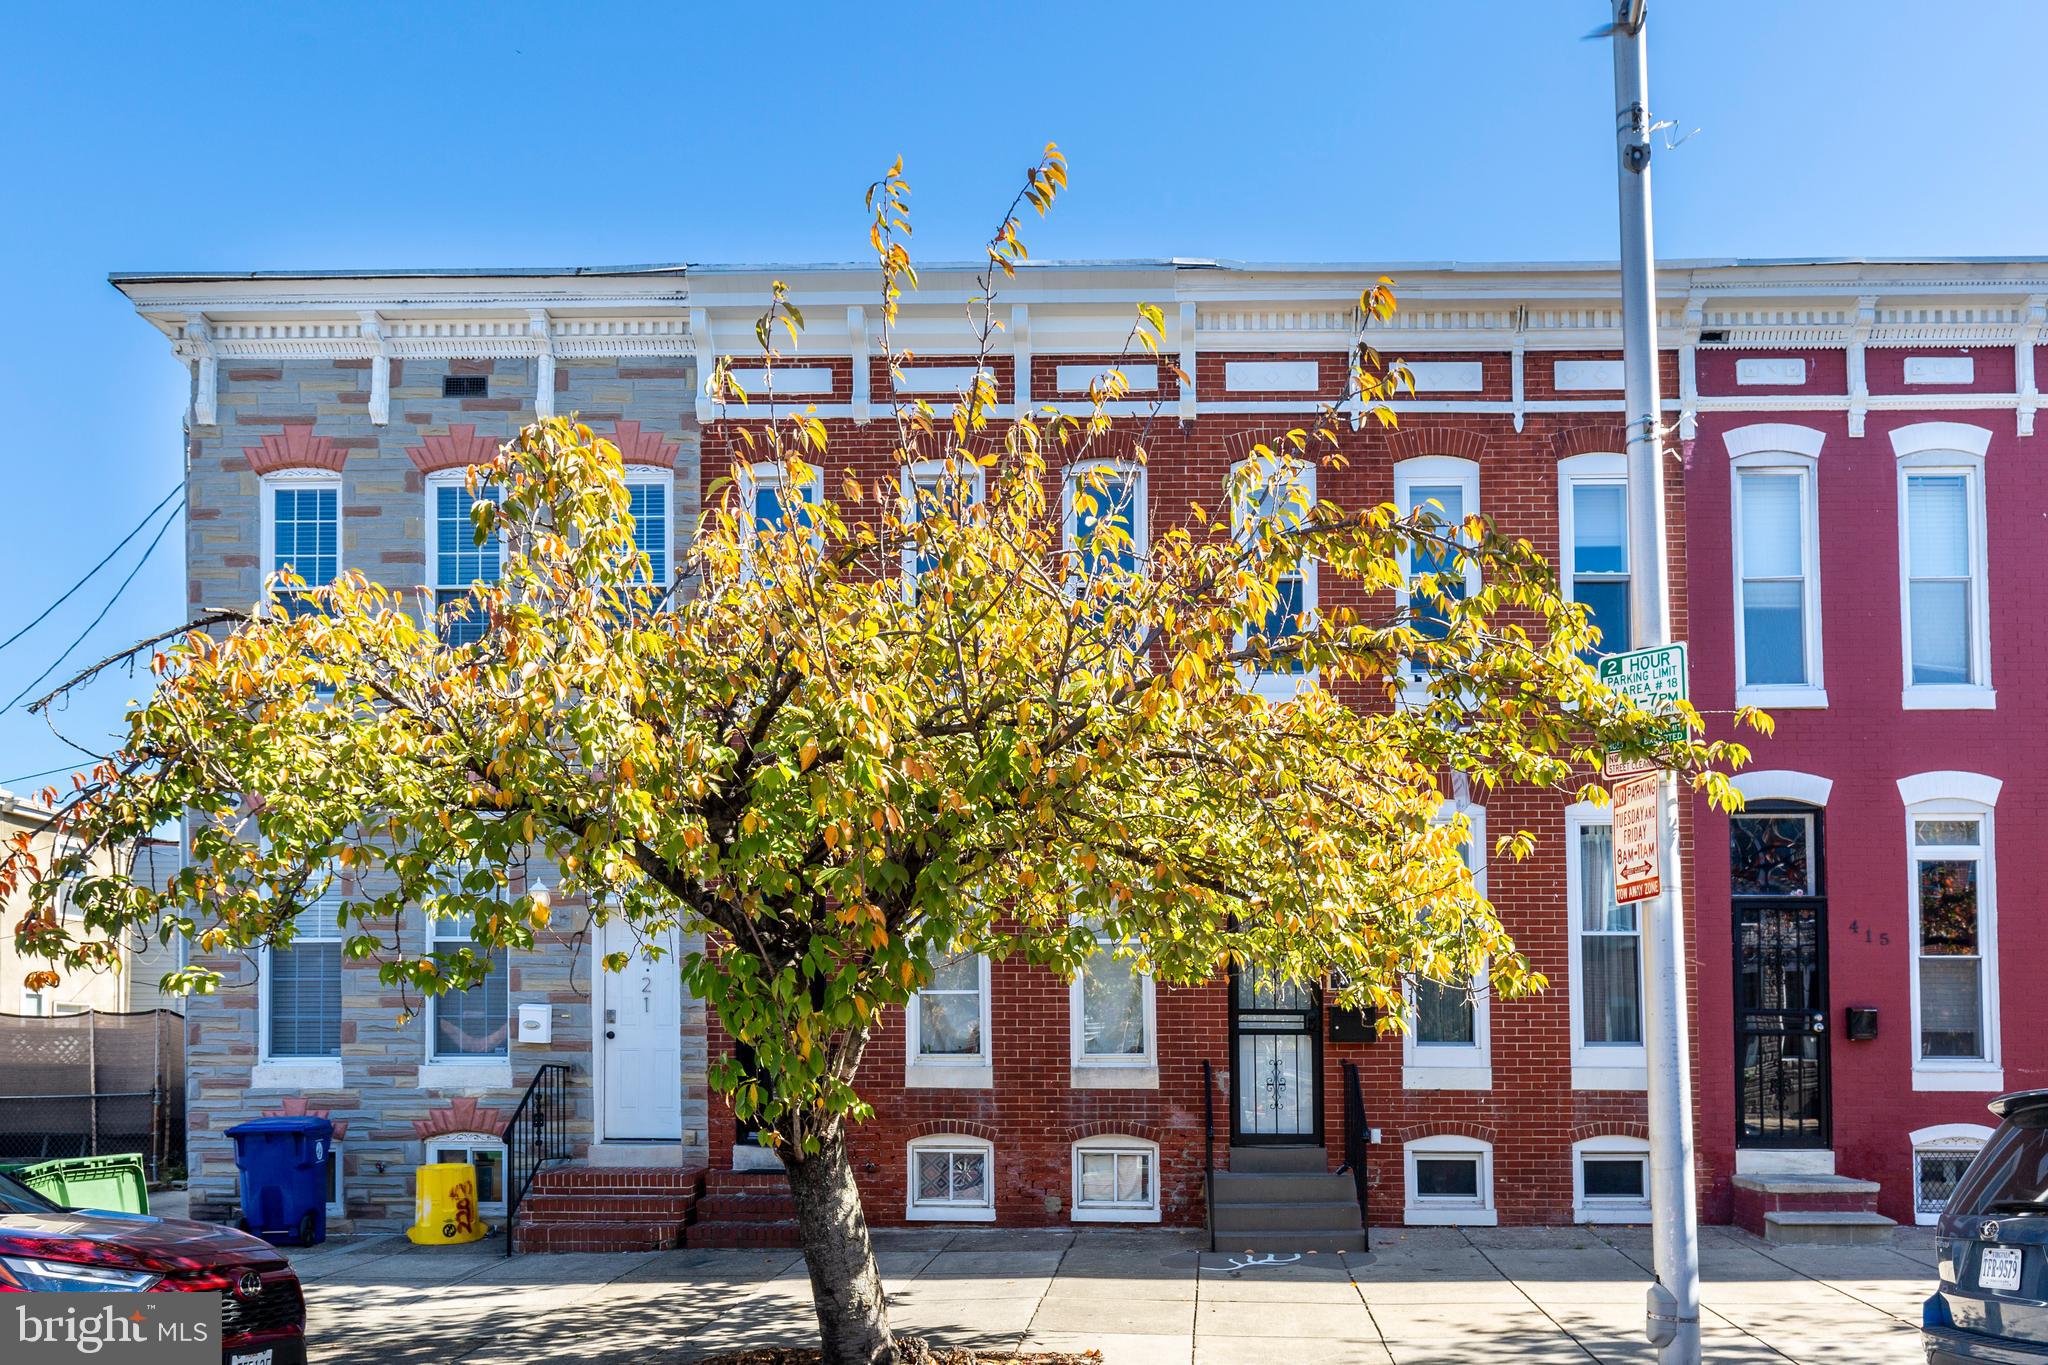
left=0, top=1170, right=306, bottom=1365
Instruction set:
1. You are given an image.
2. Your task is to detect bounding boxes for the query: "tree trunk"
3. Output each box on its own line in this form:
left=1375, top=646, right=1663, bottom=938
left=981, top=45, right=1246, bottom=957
left=784, top=1122, right=897, bottom=1365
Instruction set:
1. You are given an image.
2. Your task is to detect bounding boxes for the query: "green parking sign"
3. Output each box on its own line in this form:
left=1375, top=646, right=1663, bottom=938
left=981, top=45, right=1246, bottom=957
left=1600, top=643, right=1688, bottom=776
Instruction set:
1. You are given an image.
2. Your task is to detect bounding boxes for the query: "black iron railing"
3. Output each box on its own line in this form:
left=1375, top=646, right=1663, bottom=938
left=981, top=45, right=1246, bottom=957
left=1338, top=1060, right=1371, bottom=1252
left=502, top=1063, right=572, bottom=1256
left=1201, top=1058, right=1217, bottom=1253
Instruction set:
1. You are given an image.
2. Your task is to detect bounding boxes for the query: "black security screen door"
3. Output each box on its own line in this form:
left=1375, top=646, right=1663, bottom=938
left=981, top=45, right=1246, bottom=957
left=1731, top=805, right=1830, bottom=1149
left=1230, top=965, right=1322, bottom=1144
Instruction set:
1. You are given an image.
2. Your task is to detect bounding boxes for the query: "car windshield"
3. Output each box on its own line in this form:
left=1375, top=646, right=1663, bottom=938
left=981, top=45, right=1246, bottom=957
left=1949, top=1107, right=2048, bottom=1217
left=0, top=1173, right=60, bottom=1215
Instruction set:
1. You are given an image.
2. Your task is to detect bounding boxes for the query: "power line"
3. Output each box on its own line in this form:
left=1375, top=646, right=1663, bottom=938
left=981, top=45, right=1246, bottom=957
left=5, top=495, right=186, bottom=714
left=0, top=760, right=89, bottom=787
left=0, top=482, right=182, bottom=659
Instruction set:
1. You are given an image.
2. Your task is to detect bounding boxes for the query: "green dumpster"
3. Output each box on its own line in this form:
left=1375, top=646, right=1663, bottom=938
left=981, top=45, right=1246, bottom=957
left=0, top=1153, right=150, bottom=1215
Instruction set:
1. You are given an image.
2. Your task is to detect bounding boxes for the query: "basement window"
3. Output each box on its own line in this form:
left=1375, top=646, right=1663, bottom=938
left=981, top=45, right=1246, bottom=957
left=443, top=374, right=489, bottom=398
left=1403, top=1135, right=1496, bottom=1226
left=1573, top=1136, right=1652, bottom=1224
left=906, top=1136, right=994, bottom=1222
left=427, top=1133, right=507, bottom=1216
left=1071, top=1137, right=1161, bottom=1223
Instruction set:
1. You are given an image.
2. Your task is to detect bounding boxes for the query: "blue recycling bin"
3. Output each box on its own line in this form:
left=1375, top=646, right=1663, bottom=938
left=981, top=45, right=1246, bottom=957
left=224, top=1116, right=333, bottom=1246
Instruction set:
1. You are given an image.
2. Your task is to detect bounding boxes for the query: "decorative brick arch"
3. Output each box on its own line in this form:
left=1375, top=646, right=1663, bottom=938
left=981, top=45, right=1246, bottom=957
left=1387, top=426, right=1488, bottom=463
left=1390, top=1120, right=1498, bottom=1146
left=1059, top=1120, right=1164, bottom=1145
left=1567, top=1120, right=1648, bottom=1144
left=1547, top=425, right=1627, bottom=462
left=601, top=419, right=681, bottom=469
left=411, top=1094, right=507, bottom=1140
left=406, top=424, right=502, bottom=474
left=910, top=1119, right=998, bottom=1141
left=259, top=1094, right=350, bottom=1139
left=246, top=426, right=345, bottom=475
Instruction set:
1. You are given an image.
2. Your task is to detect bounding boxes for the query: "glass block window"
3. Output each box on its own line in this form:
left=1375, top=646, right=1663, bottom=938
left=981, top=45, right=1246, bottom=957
left=428, top=911, right=510, bottom=1060
left=908, top=1141, right=992, bottom=1219
left=433, top=483, right=502, bottom=646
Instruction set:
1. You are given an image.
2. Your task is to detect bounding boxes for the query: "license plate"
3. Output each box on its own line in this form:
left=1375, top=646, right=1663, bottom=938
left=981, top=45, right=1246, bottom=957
left=1980, top=1246, right=2023, bottom=1292
left=229, top=1350, right=274, bottom=1365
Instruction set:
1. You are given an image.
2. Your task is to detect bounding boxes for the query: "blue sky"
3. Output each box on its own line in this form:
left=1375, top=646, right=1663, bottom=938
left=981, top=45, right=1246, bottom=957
left=1, top=0, right=2040, bottom=787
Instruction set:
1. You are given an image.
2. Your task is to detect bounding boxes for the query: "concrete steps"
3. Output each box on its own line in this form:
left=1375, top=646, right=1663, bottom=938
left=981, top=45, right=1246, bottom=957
left=1209, top=1146, right=1365, bottom=1254
left=510, top=1163, right=704, bottom=1254
left=1732, top=1171, right=1897, bottom=1245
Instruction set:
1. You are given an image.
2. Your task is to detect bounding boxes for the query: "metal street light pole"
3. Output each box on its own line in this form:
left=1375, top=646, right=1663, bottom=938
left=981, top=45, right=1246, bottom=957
left=1609, top=2, right=1702, bottom=1360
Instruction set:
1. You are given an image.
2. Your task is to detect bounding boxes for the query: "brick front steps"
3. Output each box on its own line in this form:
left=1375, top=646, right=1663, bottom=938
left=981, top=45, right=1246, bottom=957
left=686, top=1170, right=803, bottom=1248
left=1731, top=1172, right=1897, bottom=1245
left=511, top=1164, right=704, bottom=1253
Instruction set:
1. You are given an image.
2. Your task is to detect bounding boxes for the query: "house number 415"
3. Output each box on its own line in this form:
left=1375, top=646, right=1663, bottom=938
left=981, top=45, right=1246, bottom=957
left=1843, top=921, right=1891, bottom=945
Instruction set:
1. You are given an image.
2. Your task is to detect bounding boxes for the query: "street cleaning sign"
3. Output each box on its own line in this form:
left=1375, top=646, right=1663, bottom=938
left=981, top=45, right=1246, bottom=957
left=1612, top=772, right=1662, bottom=904
left=1599, top=642, right=1688, bottom=779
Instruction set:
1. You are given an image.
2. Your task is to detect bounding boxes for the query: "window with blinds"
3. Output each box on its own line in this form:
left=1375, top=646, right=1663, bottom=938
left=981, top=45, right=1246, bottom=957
left=1905, top=474, right=1976, bottom=687
left=432, top=483, right=502, bottom=646
left=268, top=881, right=344, bottom=1059
left=269, top=482, right=339, bottom=617
left=1736, top=468, right=1811, bottom=687
left=626, top=479, right=669, bottom=586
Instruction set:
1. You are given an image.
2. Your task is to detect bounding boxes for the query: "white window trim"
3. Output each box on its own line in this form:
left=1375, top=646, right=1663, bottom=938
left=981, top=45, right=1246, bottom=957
left=1572, top=1135, right=1652, bottom=1225
left=905, top=1135, right=997, bottom=1222
left=1069, top=929, right=1158, bottom=1090
left=324, top=1138, right=345, bottom=1220
left=1893, top=429, right=1994, bottom=709
left=1729, top=448, right=1827, bottom=709
left=1403, top=799, right=1491, bottom=1090
left=1062, top=459, right=1149, bottom=575
left=1731, top=770, right=1835, bottom=808
left=1566, top=800, right=1646, bottom=1091
left=1557, top=451, right=1630, bottom=658
left=901, top=459, right=987, bottom=596
left=425, top=469, right=506, bottom=635
left=1070, top=1135, right=1162, bottom=1223
left=425, top=1131, right=509, bottom=1217
left=620, top=466, right=678, bottom=588
left=905, top=951, right=993, bottom=1090
left=19, top=989, right=51, bottom=1016
left=258, top=467, right=343, bottom=614
left=1901, top=773, right=2002, bottom=1091
left=1230, top=456, right=1319, bottom=701
left=1392, top=456, right=1481, bottom=701
left=1404, top=1134, right=1496, bottom=1226
left=256, top=872, right=345, bottom=1087
left=1909, top=1123, right=1994, bottom=1227
left=423, top=907, right=513, bottom=1080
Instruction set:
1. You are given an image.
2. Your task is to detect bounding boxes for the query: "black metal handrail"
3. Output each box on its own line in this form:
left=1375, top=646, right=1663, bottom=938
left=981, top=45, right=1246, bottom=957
left=1201, top=1058, right=1217, bottom=1253
left=502, top=1062, right=572, bottom=1256
left=1339, top=1060, right=1371, bottom=1252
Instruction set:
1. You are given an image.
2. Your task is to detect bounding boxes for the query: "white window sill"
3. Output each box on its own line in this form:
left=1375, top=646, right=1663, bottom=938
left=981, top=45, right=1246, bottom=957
left=1571, top=1062, right=1648, bottom=1092
left=905, top=1057, right=994, bottom=1090
left=1575, top=1203, right=1652, bottom=1225
left=1402, top=1062, right=1492, bottom=1091
left=907, top=1204, right=996, bottom=1222
left=1404, top=1203, right=1497, bottom=1227
left=251, top=1059, right=343, bottom=1091
left=1902, top=686, right=1996, bottom=711
left=1072, top=1205, right=1162, bottom=1224
left=1070, top=1062, right=1159, bottom=1090
left=1913, top=1064, right=2004, bottom=1092
left=1737, top=685, right=1829, bottom=710
left=417, top=1060, right=513, bottom=1091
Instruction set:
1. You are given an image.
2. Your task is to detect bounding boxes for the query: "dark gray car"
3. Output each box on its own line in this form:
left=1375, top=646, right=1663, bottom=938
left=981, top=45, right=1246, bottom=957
left=1926, top=1091, right=2048, bottom=1361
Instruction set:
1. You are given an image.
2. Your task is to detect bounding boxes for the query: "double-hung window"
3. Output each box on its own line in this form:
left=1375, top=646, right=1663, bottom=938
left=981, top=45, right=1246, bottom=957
left=1901, top=771, right=2003, bottom=1090
left=427, top=909, right=510, bottom=1063
left=1064, top=461, right=1147, bottom=581
left=624, top=472, right=672, bottom=588
left=264, top=868, right=344, bottom=1063
left=1069, top=924, right=1156, bottom=1088
left=1404, top=800, right=1490, bottom=1090
left=902, top=459, right=986, bottom=594
left=261, top=470, right=341, bottom=618
left=1568, top=802, right=1644, bottom=1089
left=905, top=947, right=992, bottom=1088
left=1724, top=425, right=1826, bottom=707
left=1557, top=453, right=1630, bottom=658
left=1893, top=424, right=1994, bottom=708
left=429, top=476, right=502, bottom=647
left=1392, top=457, right=1480, bottom=688
left=1231, top=456, right=1318, bottom=697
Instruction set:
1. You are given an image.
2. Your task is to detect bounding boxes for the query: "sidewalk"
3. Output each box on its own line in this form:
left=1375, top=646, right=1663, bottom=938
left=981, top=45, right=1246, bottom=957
left=285, top=1222, right=1936, bottom=1364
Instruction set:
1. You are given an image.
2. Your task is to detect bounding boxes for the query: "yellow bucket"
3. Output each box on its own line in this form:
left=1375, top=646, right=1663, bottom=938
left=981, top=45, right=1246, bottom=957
left=405, top=1162, right=488, bottom=1245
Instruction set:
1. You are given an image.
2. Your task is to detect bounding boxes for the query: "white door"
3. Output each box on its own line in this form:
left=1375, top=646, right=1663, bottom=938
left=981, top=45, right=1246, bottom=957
left=600, top=920, right=683, bottom=1140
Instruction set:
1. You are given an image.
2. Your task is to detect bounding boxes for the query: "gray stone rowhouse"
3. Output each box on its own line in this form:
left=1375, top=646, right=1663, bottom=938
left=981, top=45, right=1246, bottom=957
left=114, top=269, right=710, bottom=1231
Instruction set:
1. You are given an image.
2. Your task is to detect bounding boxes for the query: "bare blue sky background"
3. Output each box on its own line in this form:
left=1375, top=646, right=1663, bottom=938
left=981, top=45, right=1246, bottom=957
left=2, top=0, right=2040, bottom=785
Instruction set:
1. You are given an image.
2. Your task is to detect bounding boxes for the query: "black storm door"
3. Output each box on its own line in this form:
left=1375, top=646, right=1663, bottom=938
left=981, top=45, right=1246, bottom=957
left=1731, top=805, right=1831, bottom=1149
left=1230, top=964, right=1322, bottom=1144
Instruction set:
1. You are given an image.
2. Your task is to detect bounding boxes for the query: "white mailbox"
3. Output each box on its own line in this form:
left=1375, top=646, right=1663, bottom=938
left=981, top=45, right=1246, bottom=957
left=516, top=1003, right=552, bottom=1045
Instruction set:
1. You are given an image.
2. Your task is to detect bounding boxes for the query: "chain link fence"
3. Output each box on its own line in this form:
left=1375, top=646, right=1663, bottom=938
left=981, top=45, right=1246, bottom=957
left=0, top=1009, right=185, bottom=1180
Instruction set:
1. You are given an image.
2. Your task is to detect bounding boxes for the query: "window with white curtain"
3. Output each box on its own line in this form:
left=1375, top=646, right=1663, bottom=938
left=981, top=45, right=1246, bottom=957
left=1069, top=921, right=1158, bottom=1088
left=1568, top=802, right=1644, bottom=1090
left=905, top=947, right=993, bottom=1088
left=1558, top=454, right=1630, bottom=658
left=1070, top=1137, right=1160, bottom=1222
